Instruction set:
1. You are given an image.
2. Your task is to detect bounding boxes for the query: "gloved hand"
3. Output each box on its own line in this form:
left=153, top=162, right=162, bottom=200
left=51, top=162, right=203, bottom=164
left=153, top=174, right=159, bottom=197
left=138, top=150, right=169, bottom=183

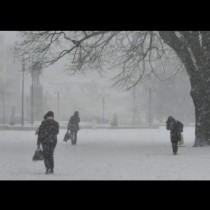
left=35, top=128, right=39, bottom=135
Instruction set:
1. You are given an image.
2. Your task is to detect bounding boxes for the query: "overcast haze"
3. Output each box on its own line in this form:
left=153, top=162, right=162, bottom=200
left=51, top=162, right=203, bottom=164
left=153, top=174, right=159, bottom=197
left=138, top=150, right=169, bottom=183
left=0, top=31, right=195, bottom=125
left=1, top=31, right=206, bottom=180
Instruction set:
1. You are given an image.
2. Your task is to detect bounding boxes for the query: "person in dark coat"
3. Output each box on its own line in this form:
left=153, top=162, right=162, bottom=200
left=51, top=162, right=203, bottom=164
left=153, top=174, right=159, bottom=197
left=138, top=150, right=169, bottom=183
left=166, top=116, right=183, bottom=155
left=38, top=111, right=59, bottom=174
left=67, top=111, right=80, bottom=145
left=36, top=113, right=47, bottom=146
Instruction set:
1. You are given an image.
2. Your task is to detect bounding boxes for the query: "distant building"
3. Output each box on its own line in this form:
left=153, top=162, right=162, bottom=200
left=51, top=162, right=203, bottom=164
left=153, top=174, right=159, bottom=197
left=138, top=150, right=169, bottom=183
left=44, top=75, right=133, bottom=124
left=29, top=62, right=44, bottom=123
left=0, top=35, right=21, bottom=124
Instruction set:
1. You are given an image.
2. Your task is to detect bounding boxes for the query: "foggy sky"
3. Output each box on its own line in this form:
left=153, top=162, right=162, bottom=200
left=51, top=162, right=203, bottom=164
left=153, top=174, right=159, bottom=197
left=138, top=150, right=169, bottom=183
left=0, top=31, right=121, bottom=94
left=0, top=31, right=195, bottom=125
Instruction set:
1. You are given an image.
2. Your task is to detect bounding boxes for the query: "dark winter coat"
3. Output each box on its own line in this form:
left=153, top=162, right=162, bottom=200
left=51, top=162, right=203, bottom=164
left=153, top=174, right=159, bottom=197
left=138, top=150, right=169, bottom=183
left=68, top=115, right=80, bottom=132
left=38, top=118, right=59, bottom=145
left=37, top=120, right=45, bottom=146
left=166, top=117, right=183, bottom=142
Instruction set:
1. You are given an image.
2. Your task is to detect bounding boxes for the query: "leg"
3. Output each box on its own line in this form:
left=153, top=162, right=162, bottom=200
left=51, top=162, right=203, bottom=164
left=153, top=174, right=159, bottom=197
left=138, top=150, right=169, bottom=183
left=42, top=143, right=51, bottom=173
left=71, top=131, right=75, bottom=145
left=72, top=131, right=77, bottom=145
left=48, top=143, right=56, bottom=173
left=70, top=130, right=74, bottom=144
left=172, top=141, right=178, bottom=155
left=71, top=131, right=74, bottom=145
left=74, top=131, right=77, bottom=145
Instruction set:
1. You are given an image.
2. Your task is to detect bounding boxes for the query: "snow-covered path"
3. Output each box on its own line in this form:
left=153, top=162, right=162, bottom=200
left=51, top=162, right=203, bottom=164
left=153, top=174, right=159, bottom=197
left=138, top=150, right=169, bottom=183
left=0, top=127, right=209, bottom=180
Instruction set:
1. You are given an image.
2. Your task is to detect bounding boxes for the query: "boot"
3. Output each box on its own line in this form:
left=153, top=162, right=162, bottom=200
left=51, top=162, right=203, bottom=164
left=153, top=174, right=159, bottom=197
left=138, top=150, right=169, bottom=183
left=45, top=168, right=50, bottom=175
left=48, top=168, right=54, bottom=174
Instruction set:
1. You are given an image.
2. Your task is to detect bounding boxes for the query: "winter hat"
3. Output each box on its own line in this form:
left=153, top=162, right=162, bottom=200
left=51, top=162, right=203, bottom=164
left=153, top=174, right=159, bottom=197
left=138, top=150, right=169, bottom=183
left=46, top=111, right=54, bottom=118
left=166, top=116, right=175, bottom=123
left=74, top=111, right=79, bottom=116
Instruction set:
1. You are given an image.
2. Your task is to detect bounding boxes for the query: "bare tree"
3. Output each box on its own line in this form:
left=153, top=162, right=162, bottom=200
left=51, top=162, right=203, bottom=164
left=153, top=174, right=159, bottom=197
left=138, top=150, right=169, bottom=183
left=15, top=31, right=210, bottom=146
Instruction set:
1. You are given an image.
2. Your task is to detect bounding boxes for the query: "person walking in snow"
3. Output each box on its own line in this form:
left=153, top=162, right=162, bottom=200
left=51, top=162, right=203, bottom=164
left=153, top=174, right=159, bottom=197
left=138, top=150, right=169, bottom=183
left=38, top=111, right=59, bottom=174
left=66, top=111, right=80, bottom=145
left=166, top=116, right=183, bottom=155
left=36, top=113, right=47, bottom=146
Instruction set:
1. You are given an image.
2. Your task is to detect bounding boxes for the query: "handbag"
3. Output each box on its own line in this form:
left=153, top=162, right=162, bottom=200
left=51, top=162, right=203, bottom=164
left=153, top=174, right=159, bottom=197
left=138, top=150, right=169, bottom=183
left=32, top=146, right=44, bottom=161
left=63, top=130, right=72, bottom=142
left=179, top=133, right=184, bottom=146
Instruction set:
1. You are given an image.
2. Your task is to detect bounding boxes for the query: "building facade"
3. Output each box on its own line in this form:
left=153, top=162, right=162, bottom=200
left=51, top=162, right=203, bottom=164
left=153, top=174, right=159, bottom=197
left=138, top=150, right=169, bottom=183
left=0, top=35, right=21, bottom=124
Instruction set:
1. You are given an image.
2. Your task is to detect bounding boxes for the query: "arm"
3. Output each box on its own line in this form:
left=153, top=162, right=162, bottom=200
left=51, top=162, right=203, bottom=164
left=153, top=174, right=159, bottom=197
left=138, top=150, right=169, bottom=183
left=37, top=135, right=41, bottom=146
left=68, top=117, right=74, bottom=129
left=55, top=122, right=59, bottom=135
left=35, top=128, right=39, bottom=135
left=67, top=118, right=71, bottom=130
left=38, top=121, right=47, bottom=143
left=36, top=124, right=42, bottom=145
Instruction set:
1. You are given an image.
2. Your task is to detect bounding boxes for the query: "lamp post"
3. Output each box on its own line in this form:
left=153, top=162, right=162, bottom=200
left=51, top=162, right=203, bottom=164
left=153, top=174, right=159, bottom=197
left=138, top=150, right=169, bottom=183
left=102, top=96, right=105, bottom=123
left=54, top=89, right=63, bottom=121
left=143, top=81, right=153, bottom=127
left=132, top=87, right=136, bottom=125
left=1, top=86, right=5, bottom=125
left=57, top=90, right=60, bottom=119
left=26, top=96, right=29, bottom=122
left=21, top=57, right=25, bottom=126
left=98, top=95, right=109, bottom=124
left=149, top=88, right=152, bottom=127
left=44, top=96, right=47, bottom=114
left=31, top=69, right=34, bottom=126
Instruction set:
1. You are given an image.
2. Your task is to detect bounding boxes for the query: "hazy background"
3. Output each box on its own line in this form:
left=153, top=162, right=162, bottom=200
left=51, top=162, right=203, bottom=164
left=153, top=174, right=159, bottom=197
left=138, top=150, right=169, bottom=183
left=0, top=31, right=195, bottom=126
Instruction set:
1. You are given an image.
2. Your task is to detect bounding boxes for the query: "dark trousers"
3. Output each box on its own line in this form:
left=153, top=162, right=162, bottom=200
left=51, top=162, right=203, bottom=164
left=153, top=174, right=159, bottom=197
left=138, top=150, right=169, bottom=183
left=42, top=143, right=56, bottom=170
left=171, top=141, right=178, bottom=154
left=70, top=130, right=78, bottom=145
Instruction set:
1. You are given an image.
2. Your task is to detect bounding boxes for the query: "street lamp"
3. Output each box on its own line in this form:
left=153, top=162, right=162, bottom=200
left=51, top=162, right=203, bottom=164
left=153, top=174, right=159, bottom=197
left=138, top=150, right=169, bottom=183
left=31, top=69, right=34, bottom=126
left=149, top=88, right=152, bottom=127
left=54, top=89, right=63, bottom=121
left=57, top=90, right=60, bottom=119
left=143, top=82, right=153, bottom=127
left=43, top=95, right=47, bottom=114
left=98, top=94, right=109, bottom=124
left=21, top=57, right=25, bottom=126
left=0, top=84, right=5, bottom=125
left=26, top=96, right=29, bottom=122
left=132, top=87, right=136, bottom=125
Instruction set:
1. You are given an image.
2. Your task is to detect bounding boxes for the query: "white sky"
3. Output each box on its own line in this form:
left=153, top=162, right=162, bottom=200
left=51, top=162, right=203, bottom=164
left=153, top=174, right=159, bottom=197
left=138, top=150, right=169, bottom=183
left=0, top=31, right=128, bottom=99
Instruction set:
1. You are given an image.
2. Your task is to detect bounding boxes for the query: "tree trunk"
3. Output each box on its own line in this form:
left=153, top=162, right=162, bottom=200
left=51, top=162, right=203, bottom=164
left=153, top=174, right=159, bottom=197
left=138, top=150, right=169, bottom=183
left=190, top=81, right=210, bottom=147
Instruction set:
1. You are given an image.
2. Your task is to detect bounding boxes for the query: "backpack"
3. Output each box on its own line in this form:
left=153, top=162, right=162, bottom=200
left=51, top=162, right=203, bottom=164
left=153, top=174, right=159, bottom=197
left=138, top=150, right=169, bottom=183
left=176, top=121, right=183, bottom=133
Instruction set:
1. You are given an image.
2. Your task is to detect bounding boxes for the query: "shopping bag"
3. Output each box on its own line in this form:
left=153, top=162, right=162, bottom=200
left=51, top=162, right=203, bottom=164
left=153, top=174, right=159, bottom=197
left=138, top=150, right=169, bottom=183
left=32, top=147, right=44, bottom=161
left=179, top=133, right=184, bottom=146
left=63, top=131, right=72, bottom=142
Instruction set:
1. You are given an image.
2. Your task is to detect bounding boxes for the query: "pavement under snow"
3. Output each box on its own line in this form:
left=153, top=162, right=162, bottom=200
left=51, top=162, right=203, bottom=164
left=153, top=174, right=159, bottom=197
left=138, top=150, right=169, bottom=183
left=0, top=127, right=209, bottom=180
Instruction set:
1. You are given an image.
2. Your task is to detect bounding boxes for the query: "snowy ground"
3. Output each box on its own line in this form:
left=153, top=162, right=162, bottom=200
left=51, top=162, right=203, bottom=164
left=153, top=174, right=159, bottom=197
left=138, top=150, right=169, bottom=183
left=0, top=127, right=210, bottom=180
